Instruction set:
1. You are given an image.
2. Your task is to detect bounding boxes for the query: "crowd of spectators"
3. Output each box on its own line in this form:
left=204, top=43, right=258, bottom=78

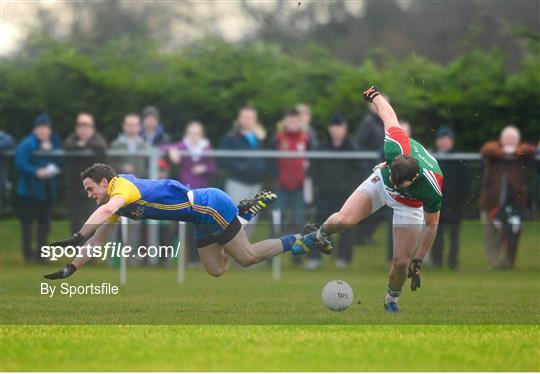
left=1, top=102, right=538, bottom=270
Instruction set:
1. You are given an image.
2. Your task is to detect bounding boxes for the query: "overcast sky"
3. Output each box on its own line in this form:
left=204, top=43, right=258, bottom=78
left=0, top=0, right=378, bottom=55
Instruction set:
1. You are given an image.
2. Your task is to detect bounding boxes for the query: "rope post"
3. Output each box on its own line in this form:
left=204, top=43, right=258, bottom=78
left=177, top=221, right=186, bottom=284
left=147, top=148, right=160, bottom=266
left=120, top=216, right=128, bottom=285
left=272, top=208, right=282, bottom=281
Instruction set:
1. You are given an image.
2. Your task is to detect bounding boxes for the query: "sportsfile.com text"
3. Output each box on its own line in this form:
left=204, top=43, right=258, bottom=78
left=40, top=242, right=180, bottom=262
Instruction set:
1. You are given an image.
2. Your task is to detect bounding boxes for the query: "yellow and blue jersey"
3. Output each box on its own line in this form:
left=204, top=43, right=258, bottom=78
left=107, top=174, right=239, bottom=240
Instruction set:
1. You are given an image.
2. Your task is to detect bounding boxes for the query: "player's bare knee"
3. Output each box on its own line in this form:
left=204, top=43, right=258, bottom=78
left=392, top=258, right=409, bottom=271
left=335, top=211, right=357, bottom=228
left=207, top=267, right=225, bottom=277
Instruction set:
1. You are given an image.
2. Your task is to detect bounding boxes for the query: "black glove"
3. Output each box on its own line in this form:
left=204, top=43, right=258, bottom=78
left=49, top=232, right=85, bottom=248
left=363, top=85, right=381, bottom=102
left=44, top=264, right=77, bottom=280
left=408, top=257, right=422, bottom=291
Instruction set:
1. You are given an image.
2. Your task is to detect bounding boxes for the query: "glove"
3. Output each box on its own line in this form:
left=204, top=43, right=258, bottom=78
left=363, top=85, right=381, bottom=102
left=408, top=257, right=422, bottom=291
left=49, top=232, right=85, bottom=248
left=44, top=264, right=77, bottom=280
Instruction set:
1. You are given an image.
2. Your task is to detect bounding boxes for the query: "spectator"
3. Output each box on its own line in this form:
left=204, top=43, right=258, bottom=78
left=14, top=113, right=61, bottom=263
left=356, top=101, right=385, bottom=157
left=219, top=106, right=266, bottom=237
left=141, top=106, right=170, bottom=147
left=163, top=121, right=217, bottom=189
left=63, top=113, right=108, bottom=234
left=0, top=130, right=15, bottom=212
left=110, top=113, right=149, bottom=258
left=111, top=113, right=149, bottom=176
left=431, top=127, right=469, bottom=270
left=296, top=103, right=318, bottom=216
left=480, top=126, right=536, bottom=269
left=296, top=103, right=318, bottom=149
left=309, top=113, right=360, bottom=270
left=273, top=108, right=310, bottom=263
left=161, top=121, right=217, bottom=267
left=355, top=101, right=387, bottom=248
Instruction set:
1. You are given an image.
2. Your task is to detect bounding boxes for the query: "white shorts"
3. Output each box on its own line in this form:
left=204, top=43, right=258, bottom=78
left=356, top=168, right=424, bottom=230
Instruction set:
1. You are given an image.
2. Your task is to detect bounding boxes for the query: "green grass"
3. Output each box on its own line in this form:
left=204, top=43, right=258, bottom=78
left=1, top=219, right=539, bottom=370
left=2, top=325, right=538, bottom=371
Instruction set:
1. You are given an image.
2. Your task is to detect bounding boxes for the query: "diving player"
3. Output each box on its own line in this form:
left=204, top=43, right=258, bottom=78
left=292, top=86, right=443, bottom=313
left=44, top=163, right=311, bottom=279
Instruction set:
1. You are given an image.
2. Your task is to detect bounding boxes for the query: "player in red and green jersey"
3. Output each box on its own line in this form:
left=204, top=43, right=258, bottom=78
left=292, top=86, right=443, bottom=313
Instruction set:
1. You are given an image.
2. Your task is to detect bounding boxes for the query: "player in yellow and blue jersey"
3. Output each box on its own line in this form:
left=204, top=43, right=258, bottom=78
left=44, top=163, right=319, bottom=279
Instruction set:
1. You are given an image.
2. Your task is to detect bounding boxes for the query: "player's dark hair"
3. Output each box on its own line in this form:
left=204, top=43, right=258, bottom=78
left=80, top=163, right=117, bottom=183
left=389, top=155, right=419, bottom=186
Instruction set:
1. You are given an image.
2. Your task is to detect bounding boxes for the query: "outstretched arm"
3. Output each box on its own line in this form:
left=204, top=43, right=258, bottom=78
left=406, top=210, right=440, bottom=291
left=363, top=86, right=400, bottom=132
left=44, top=223, right=117, bottom=279
left=72, top=223, right=117, bottom=269
left=78, top=195, right=125, bottom=237
left=414, top=211, right=440, bottom=260
left=43, top=195, right=125, bottom=253
left=43, top=195, right=125, bottom=280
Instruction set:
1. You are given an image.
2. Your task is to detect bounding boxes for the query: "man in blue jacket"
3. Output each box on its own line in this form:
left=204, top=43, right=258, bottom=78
left=15, top=113, right=61, bottom=263
left=219, top=106, right=267, bottom=237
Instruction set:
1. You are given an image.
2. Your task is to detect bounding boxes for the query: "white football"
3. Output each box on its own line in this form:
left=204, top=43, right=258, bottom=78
left=321, top=280, right=354, bottom=311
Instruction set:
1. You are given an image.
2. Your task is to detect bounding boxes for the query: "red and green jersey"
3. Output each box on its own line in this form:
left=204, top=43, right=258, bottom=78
left=380, top=126, right=443, bottom=213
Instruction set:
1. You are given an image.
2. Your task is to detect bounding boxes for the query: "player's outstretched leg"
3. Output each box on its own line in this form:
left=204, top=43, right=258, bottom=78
left=237, top=190, right=278, bottom=223
left=222, top=226, right=301, bottom=267
left=194, top=187, right=306, bottom=274
left=291, top=189, right=376, bottom=256
left=291, top=223, right=333, bottom=255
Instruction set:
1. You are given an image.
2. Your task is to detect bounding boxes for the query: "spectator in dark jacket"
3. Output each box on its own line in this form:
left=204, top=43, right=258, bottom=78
left=480, top=126, right=536, bottom=269
left=431, top=127, right=469, bottom=270
left=0, top=130, right=15, bottom=212
left=356, top=103, right=386, bottom=249
left=141, top=106, right=170, bottom=147
left=64, top=112, right=108, bottom=234
left=219, top=106, right=267, bottom=237
left=356, top=102, right=385, bottom=159
left=14, top=113, right=61, bottom=263
left=308, top=114, right=362, bottom=270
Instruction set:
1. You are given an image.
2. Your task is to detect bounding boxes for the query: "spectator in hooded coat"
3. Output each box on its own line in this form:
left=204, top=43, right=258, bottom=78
left=14, top=113, right=61, bottom=263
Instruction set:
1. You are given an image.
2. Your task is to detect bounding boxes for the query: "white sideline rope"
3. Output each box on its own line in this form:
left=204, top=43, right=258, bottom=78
left=5, top=149, right=530, bottom=161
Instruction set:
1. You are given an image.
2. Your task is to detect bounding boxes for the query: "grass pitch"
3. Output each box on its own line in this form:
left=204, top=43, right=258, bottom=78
left=1, top=220, right=539, bottom=371
left=3, top=325, right=538, bottom=371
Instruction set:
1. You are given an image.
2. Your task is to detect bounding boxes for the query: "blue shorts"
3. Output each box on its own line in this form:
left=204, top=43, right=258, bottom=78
left=191, top=188, right=241, bottom=247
